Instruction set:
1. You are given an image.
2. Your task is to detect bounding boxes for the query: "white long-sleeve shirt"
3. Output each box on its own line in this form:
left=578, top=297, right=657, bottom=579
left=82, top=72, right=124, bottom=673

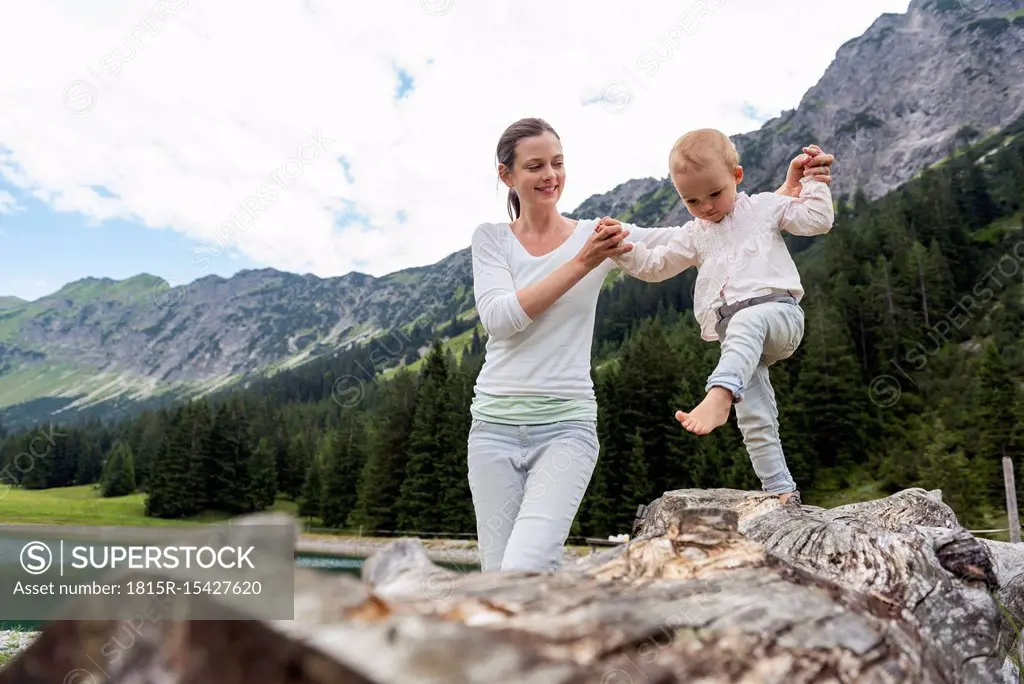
left=471, top=218, right=680, bottom=401
left=469, top=178, right=832, bottom=402
left=612, top=178, right=834, bottom=341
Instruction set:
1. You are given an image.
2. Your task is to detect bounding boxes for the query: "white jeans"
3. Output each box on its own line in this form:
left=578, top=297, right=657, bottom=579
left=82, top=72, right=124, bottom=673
left=705, top=301, right=804, bottom=494
left=466, top=419, right=599, bottom=572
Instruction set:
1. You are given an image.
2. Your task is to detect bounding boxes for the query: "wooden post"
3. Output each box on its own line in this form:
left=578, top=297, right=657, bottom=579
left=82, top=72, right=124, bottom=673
left=1004, top=457, right=1021, bottom=543
left=632, top=504, right=648, bottom=537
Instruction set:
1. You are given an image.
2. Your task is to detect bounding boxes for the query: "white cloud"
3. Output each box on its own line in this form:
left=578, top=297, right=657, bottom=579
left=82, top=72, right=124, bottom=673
left=0, top=0, right=911, bottom=282
left=0, top=189, right=19, bottom=213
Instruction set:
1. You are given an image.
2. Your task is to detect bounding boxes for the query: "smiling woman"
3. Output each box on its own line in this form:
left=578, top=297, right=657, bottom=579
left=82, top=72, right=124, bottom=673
left=465, top=117, right=834, bottom=574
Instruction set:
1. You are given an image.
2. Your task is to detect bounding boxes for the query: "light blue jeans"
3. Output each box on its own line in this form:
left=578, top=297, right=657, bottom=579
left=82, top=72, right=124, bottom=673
left=466, top=419, right=599, bottom=572
left=705, top=300, right=804, bottom=495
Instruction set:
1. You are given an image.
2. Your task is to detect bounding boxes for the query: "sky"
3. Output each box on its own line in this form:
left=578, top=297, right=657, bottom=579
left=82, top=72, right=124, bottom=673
left=0, top=0, right=913, bottom=302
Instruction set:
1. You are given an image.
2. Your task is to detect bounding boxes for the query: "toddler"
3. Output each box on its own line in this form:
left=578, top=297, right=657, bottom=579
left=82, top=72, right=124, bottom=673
left=609, top=128, right=834, bottom=504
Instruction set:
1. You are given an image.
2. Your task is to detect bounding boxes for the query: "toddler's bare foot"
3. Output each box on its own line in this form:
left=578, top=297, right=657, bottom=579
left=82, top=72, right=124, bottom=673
left=675, top=387, right=733, bottom=435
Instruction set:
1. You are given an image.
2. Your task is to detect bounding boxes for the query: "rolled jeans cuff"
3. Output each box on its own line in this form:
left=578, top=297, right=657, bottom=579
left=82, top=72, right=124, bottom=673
left=706, top=372, right=744, bottom=402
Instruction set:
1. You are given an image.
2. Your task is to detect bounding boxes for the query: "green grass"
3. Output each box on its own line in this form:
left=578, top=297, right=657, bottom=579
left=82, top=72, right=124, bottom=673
left=0, top=308, right=27, bottom=343
left=806, top=467, right=1019, bottom=542
left=55, top=274, right=165, bottom=304
left=379, top=271, right=419, bottom=286
left=0, top=363, right=100, bottom=407
left=974, top=209, right=1023, bottom=245
left=0, top=625, right=40, bottom=669
left=0, top=297, right=25, bottom=311
left=382, top=323, right=481, bottom=378
left=0, top=484, right=299, bottom=527
left=602, top=269, right=624, bottom=290
left=0, top=275, right=167, bottom=343
left=807, top=479, right=887, bottom=508
left=0, top=359, right=188, bottom=411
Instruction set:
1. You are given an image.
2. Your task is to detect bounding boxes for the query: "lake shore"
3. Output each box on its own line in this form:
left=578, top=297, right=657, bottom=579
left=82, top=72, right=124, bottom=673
left=298, top=533, right=482, bottom=564
left=296, top=532, right=600, bottom=565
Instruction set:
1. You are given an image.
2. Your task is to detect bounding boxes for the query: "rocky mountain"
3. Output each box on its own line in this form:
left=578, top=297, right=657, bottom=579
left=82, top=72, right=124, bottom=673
left=736, top=0, right=1024, bottom=199
left=601, top=0, right=1024, bottom=228
left=1, top=0, right=1022, bottom=427
left=566, top=178, right=664, bottom=220
left=0, top=253, right=473, bottom=426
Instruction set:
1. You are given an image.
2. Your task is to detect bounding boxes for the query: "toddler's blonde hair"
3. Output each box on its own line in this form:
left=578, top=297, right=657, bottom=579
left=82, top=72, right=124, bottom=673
left=669, top=128, right=740, bottom=176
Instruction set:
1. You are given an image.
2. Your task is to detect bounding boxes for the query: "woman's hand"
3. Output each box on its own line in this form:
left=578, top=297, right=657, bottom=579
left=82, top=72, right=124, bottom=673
left=574, top=217, right=633, bottom=270
left=512, top=217, right=633, bottom=323
left=778, top=144, right=834, bottom=198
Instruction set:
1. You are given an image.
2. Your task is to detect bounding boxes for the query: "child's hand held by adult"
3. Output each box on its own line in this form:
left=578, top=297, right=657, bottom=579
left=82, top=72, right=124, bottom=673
left=575, top=218, right=631, bottom=270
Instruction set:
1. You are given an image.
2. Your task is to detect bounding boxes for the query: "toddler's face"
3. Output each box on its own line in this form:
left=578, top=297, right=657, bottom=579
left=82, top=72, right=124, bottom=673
left=672, top=162, right=743, bottom=223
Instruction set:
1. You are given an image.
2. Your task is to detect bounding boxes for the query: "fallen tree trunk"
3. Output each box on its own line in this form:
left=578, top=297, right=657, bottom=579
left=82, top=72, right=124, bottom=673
left=3, top=487, right=1024, bottom=683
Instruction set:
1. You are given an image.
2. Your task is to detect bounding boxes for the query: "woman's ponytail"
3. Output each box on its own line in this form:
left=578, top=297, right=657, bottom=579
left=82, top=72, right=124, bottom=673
left=507, top=188, right=520, bottom=221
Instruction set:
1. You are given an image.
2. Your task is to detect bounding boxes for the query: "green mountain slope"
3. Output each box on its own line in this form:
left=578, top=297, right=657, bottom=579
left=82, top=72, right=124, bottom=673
left=0, top=254, right=474, bottom=427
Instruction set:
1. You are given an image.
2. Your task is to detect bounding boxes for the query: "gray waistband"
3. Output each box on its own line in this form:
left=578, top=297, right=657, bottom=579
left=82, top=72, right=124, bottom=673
left=716, top=292, right=797, bottom=321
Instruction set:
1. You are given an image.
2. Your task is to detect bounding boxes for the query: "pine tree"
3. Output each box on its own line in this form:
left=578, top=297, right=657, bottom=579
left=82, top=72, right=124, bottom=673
left=582, top=363, right=630, bottom=533
left=916, top=414, right=982, bottom=526
left=695, top=428, right=758, bottom=491
left=396, top=340, right=452, bottom=532
left=145, top=407, right=199, bottom=518
left=321, top=416, right=365, bottom=529
left=437, top=354, right=476, bottom=532
left=282, top=431, right=312, bottom=500
left=347, top=369, right=418, bottom=532
left=593, top=363, right=629, bottom=506
left=184, top=400, right=215, bottom=510
left=74, top=435, right=105, bottom=486
left=903, top=241, right=933, bottom=333
left=209, top=400, right=255, bottom=514
left=664, top=325, right=707, bottom=491
left=612, top=318, right=684, bottom=496
left=100, top=441, right=136, bottom=497
left=18, top=426, right=54, bottom=489
left=925, top=240, right=956, bottom=326
left=46, top=430, right=78, bottom=488
left=989, top=139, right=1024, bottom=212
left=622, top=428, right=652, bottom=522
left=861, top=256, right=912, bottom=367
left=579, top=444, right=616, bottom=537
left=789, top=294, right=870, bottom=477
left=248, top=436, right=278, bottom=511
left=470, top=327, right=483, bottom=356
left=972, top=340, right=1016, bottom=505
left=950, top=150, right=999, bottom=231
left=298, top=454, right=324, bottom=521
left=130, top=411, right=165, bottom=491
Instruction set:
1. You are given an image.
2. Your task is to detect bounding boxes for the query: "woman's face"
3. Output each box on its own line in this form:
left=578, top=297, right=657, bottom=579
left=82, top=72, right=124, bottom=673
left=501, top=132, right=565, bottom=212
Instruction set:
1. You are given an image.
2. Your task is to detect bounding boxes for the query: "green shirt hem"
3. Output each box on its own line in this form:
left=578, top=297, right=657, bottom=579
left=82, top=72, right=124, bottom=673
left=470, top=393, right=597, bottom=425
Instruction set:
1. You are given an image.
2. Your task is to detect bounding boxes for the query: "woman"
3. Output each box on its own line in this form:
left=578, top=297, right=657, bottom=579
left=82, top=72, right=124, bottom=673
left=468, top=117, right=834, bottom=572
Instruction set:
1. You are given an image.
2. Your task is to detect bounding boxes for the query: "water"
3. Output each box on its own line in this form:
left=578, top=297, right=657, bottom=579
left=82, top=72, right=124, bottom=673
left=295, top=553, right=365, bottom=574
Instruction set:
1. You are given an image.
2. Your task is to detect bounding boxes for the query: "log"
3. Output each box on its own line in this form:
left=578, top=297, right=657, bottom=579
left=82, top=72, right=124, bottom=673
left=2, top=487, right=1024, bottom=683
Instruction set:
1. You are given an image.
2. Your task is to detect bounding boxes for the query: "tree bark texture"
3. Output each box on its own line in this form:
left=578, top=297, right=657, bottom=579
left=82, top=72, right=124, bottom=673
left=2, top=487, right=1024, bottom=683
